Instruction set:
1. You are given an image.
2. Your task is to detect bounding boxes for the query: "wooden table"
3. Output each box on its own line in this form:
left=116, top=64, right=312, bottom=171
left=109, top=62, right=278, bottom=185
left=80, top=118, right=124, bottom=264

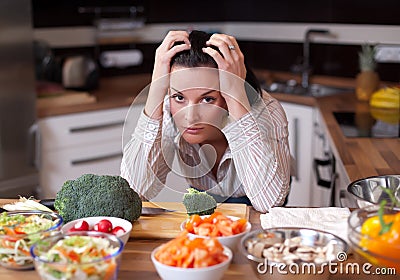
left=0, top=204, right=397, bottom=280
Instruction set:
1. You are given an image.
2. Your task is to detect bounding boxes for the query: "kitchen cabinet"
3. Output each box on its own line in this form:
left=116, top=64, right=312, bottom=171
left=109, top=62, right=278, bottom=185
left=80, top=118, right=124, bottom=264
left=312, top=110, right=356, bottom=208
left=309, top=109, right=335, bottom=207
left=310, top=109, right=356, bottom=208
left=38, top=107, right=129, bottom=198
left=281, top=102, right=341, bottom=207
left=37, top=103, right=188, bottom=200
left=281, top=102, right=315, bottom=206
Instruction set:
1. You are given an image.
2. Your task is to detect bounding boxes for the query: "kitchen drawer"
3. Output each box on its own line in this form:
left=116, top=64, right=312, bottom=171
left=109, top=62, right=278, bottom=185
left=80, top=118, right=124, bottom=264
left=39, top=140, right=122, bottom=198
left=39, top=107, right=129, bottom=152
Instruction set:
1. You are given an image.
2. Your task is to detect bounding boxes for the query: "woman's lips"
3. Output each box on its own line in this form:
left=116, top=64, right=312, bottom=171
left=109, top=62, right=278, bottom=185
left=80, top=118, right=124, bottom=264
left=184, top=127, right=204, bottom=134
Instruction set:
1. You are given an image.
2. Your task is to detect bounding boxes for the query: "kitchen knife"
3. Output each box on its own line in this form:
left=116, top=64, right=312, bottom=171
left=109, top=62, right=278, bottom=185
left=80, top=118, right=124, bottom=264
left=40, top=198, right=56, bottom=210
left=141, top=207, right=176, bottom=215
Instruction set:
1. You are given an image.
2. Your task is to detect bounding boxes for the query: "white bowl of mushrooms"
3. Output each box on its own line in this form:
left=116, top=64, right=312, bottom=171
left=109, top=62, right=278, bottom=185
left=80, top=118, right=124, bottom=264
left=239, top=227, right=348, bottom=280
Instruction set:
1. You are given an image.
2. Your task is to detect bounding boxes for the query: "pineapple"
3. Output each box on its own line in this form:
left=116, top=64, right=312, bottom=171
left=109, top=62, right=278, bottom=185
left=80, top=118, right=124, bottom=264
left=356, top=44, right=380, bottom=101
left=358, top=44, right=377, bottom=72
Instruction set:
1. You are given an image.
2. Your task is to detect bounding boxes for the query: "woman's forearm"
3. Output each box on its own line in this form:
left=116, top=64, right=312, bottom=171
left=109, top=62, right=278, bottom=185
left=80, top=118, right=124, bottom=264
left=145, top=31, right=191, bottom=119
left=225, top=121, right=290, bottom=212
left=222, top=96, right=291, bottom=213
left=120, top=113, right=171, bottom=199
left=144, top=82, right=167, bottom=119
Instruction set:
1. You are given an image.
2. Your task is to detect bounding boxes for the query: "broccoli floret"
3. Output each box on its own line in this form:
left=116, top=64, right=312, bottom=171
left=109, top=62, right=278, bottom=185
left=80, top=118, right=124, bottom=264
left=54, top=174, right=142, bottom=223
left=182, top=188, right=217, bottom=216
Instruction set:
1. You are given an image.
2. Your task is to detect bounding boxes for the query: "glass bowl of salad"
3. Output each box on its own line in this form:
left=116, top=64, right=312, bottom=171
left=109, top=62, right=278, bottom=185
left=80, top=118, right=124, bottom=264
left=30, top=231, right=123, bottom=280
left=0, top=210, right=63, bottom=270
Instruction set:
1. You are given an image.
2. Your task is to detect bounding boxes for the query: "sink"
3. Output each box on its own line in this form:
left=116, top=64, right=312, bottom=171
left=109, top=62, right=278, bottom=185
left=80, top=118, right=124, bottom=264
left=263, top=81, right=353, bottom=97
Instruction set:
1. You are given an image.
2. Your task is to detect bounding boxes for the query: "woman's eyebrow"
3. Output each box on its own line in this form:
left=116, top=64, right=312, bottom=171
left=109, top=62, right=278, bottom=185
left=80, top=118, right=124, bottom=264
left=170, top=87, right=216, bottom=96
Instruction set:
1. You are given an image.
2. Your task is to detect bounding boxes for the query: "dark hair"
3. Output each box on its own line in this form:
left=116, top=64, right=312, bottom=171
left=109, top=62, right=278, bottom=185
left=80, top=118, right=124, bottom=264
left=170, top=30, right=261, bottom=95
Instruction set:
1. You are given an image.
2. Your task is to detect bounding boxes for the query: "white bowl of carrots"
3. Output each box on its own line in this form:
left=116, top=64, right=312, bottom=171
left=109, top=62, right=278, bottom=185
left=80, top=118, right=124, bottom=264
left=151, top=231, right=232, bottom=280
left=180, top=212, right=251, bottom=251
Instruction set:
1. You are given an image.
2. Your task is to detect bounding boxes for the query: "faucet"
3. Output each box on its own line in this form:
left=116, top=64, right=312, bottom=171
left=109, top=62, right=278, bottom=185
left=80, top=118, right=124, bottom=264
left=301, top=29, right=332, bottom=89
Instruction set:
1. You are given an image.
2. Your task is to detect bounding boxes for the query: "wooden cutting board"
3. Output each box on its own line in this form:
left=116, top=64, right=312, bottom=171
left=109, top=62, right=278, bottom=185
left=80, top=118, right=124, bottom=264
left=0, top=199, right=249, bottom=240
left=132, top=202, right=249, bottom=239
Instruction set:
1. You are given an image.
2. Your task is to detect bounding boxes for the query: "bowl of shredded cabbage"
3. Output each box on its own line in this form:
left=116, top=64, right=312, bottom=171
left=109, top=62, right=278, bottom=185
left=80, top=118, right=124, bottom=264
left=30, top=231, right=123, bottom=280
left=0, top=210, right=63, bottom=270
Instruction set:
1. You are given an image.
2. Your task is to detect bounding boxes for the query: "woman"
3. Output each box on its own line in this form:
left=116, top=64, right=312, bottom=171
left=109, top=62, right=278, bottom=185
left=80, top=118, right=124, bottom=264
left=121, top=30, right=291, bottom=213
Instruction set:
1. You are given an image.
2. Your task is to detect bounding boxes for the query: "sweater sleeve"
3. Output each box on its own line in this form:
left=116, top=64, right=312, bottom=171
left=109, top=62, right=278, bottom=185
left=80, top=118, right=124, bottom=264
left=120, top=110, right=173, bottom=200
left=222, top=93, right=291, bottom=213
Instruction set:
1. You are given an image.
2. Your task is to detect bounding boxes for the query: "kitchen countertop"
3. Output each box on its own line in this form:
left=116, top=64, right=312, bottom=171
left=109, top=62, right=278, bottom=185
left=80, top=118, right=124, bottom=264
left=36, top=71, right=400, bottom=185
left=36, top=73, right=152, bottom=118
left=317, top=94, right=399, bottom=184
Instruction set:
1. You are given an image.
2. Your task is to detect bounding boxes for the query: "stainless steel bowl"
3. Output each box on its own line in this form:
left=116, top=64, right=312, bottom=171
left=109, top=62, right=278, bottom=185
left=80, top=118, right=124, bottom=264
left=239, top=228, right=348, bottom=280
left=347, top=175, right=400, bottom=208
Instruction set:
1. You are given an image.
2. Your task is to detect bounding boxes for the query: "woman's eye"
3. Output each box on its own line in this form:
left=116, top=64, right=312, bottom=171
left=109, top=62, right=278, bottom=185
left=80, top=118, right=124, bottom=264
left=171, top=94, right=184, bottom=102
left=202, top=97, right=216, bottom=103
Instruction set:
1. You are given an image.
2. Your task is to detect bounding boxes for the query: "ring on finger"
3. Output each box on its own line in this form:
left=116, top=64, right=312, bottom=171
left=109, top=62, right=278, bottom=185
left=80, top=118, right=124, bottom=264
left=228, top=45, right=235, bottom=50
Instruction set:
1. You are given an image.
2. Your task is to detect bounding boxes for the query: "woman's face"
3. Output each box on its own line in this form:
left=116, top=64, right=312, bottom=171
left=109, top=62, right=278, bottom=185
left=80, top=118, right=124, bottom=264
left=169, top=66, right=228, bottom=145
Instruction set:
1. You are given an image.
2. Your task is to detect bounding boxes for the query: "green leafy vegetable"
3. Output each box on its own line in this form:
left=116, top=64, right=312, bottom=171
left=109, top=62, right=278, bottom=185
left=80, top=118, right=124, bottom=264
left=182, top=188, right=217, bottom=216
left=54, top=174, right=142, bottom=223
left=378, top=186, right=400, bottom=235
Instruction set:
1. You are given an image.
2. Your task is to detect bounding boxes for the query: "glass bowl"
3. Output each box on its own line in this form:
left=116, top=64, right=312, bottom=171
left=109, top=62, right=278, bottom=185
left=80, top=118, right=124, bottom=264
left=0, top=210, right=63, bottom=270
left=347, top=205, right=400, bottom=270
left=30, top=231, right=123, bottom=280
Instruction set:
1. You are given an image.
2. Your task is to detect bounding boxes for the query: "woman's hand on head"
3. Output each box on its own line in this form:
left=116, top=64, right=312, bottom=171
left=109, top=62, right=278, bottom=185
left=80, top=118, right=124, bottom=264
left=146, top=31, right=190, bottom=119
left=202, top=33, right=246, bottom=80
left=152, top=31, right=191, bottom=81
left=202, top=34, right=250, bottom=119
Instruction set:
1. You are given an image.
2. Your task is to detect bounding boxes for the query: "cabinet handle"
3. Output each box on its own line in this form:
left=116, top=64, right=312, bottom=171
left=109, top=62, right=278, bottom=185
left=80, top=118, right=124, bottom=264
left=313, top=158, right=333, bottom=188
left=71, top=152, right=122, bottom=166
left=313, top=154, right=338, bottom=206
left=329, top=172, right=338, bottom=207
left=28, top=123, right=41, bottom=170
left=293, top=117, right=299, bottom=181
left=69, top=121, right=124, bottom=133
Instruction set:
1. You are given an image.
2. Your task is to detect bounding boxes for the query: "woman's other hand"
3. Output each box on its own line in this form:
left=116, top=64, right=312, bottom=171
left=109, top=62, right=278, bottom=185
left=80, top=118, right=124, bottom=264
left=145, top=31, right=191, bottom=119
left=202, top=34, right=250, bottom=119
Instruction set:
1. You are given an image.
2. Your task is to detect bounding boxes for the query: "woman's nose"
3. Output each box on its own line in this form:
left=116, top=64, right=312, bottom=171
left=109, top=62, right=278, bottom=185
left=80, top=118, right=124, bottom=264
left=185, top=104, right=201, bottom=124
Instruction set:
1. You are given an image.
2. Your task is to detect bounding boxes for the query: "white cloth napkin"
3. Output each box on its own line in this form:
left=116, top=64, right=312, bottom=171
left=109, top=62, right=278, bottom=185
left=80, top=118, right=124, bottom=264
left=260, top=207, right=351, bottom=242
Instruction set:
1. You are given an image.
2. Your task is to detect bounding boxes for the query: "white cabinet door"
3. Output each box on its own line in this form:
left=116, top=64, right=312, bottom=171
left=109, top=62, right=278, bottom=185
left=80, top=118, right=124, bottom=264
left=39, top=141, right=123, bottom=198
left=38, top=107, right=131, bottom=198
left=312, top=110, right=354, bottom=207
left=281, top=102, right=314, bottom=206
left=310, top=110, right=334, bottom=207
left=39, top=107, right=129, bottom=152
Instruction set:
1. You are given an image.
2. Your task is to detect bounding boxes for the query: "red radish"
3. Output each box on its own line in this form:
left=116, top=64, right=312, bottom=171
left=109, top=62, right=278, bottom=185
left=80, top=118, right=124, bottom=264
left=73, top=220, right=90, bottom=231
left=68, top=227, right=77, bottom=233
left=94, top=219, right=113, bottom=233
left=111, top=226, right=126, bottom=236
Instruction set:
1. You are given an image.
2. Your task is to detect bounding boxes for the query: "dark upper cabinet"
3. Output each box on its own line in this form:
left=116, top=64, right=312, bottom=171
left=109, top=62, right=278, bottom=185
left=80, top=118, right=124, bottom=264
left=32, top=0, right=399, bottom=27
left=32, top=0, right=400, bottom=82
left=32, top=0, right=145, bottom=27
